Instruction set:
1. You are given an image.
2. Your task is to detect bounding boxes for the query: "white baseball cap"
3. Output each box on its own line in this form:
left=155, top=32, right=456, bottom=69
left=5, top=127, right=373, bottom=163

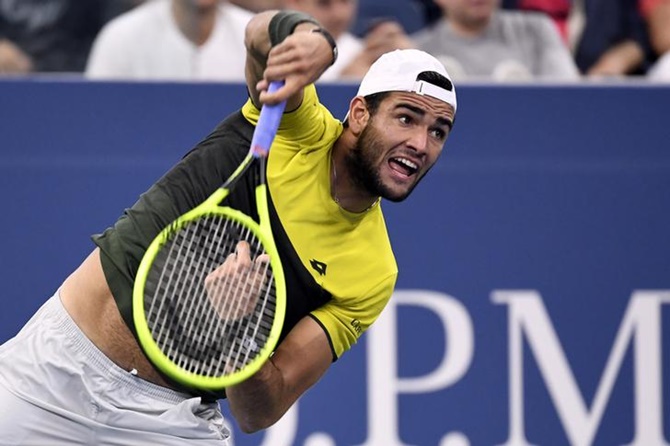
left=356, top=49, right=457, bottom=113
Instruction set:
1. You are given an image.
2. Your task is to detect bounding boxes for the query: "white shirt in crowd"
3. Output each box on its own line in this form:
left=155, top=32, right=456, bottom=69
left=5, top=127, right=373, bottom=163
left=648, top=52, right=670, bottom=82
left=86, top=0, right=252, bottom=81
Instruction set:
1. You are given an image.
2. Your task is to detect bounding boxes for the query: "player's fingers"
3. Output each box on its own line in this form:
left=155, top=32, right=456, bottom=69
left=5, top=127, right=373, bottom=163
left=251, top=254, right=270, bottom=291
left=258, top=80, right=298, bottom=105
left=204, top=261, right=231, bottom=289
left=255, top=253, right=270, bottom=265
left=235, top=241, right=252, bottom=269
left=266, top=41, right=295, bottom=63
left=256, top=78, right=269, bottom=93
left=219, top=253, right=236, bottom=271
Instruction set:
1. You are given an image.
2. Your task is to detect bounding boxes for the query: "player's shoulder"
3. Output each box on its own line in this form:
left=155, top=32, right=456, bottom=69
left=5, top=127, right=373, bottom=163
left=203, top=110, right=254, bottom=149
left=213, top=109, right=254, bottom=133
left=177, top=110, right=252, bottom=164
left=281, top=85, right=340, bottom=133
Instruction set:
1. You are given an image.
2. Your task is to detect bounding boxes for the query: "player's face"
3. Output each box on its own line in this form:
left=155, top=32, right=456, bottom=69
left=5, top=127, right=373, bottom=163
left=347, top=92, right=454, bottom=202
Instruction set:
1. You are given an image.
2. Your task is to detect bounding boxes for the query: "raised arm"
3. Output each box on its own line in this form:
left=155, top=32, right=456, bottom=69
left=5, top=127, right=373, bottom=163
left=244, top=10, right=337, bottom=110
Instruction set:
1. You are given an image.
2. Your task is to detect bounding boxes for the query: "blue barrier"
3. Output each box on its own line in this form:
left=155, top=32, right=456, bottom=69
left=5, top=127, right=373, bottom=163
left=1, top=79, right=669, bottom=445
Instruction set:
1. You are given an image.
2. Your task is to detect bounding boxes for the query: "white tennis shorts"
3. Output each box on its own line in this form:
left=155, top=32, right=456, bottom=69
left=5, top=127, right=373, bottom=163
left=0, top=291, right=232, bottom=445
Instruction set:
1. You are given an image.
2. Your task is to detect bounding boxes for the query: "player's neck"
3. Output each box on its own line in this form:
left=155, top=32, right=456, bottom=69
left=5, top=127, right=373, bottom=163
left=330, top=149, right=379, bottom=214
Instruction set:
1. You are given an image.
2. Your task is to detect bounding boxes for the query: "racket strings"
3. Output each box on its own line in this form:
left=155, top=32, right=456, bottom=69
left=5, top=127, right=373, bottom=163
left=144, top=214, right=276, bottom=378
left=228, top=259, right=274, bottom=370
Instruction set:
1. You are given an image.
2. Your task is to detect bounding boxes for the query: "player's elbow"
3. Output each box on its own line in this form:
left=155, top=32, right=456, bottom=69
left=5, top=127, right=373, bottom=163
left=237, top=418, right=269, bottom=434
left=235, top=411, right=280, bottom=433
left=227, top=354, right=298, bottom=433
left=228, top=390, right=286, bottom=433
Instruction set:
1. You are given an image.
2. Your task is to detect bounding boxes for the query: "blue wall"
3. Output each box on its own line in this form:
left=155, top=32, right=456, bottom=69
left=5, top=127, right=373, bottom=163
left=1, top=79, right=669, bottom=445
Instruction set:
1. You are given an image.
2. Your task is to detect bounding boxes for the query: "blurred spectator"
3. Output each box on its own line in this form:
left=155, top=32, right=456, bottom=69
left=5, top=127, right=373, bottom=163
left=86, top=0, right=252, bottom=81
left=500, top=0, right=583, bottom=53
left=641, top=0, right=670, bottom=54
left=648, top=52, right=670, bottom=80
left=351, top=0, right=426, bottom=36
left=412, top=0, right=580, bottom=81
left=228, top=0, right=282, bottom=12
left=415, top=0, right=442, bottom=27
left=572, top=0, right=654, bottom=76
left=643, top=0, right=670, bottom=80
left=281, top=0, right=414, bottom=80
left=0, top=0, right=138, bottom=74
left=501, top=0, right=571, bottom=44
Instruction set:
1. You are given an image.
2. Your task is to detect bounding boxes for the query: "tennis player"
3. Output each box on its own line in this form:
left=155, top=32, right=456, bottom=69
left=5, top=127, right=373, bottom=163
left=0, top=9, right=457, bottom=445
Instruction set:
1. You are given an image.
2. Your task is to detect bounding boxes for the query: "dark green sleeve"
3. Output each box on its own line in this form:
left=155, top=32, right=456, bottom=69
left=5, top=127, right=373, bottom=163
left=92, top=111, right=257, bottom=336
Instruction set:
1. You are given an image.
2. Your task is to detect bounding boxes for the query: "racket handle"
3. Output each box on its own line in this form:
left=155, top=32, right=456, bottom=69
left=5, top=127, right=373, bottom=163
left=251, top=81, right=287, bottom=158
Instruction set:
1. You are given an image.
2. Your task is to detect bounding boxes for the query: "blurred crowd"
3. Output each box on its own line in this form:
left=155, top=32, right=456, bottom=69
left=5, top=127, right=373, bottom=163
left=0, top=0, right=668, bottom=82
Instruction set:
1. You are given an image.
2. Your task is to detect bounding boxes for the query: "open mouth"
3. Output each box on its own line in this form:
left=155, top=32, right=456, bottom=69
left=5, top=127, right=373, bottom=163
left=389, top=157, right=419, bottom=177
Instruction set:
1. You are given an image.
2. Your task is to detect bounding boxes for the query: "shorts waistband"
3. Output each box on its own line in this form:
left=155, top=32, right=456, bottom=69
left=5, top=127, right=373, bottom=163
left=48, top=291, right=193, bottom=405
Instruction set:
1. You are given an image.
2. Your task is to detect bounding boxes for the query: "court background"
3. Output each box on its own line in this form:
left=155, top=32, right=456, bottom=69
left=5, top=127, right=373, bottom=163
left=0, top=79, right=668, bottom=445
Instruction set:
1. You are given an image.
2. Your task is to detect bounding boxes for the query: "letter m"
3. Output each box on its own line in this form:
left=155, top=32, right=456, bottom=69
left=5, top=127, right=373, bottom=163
left=493, top=290, right=670, bottom=446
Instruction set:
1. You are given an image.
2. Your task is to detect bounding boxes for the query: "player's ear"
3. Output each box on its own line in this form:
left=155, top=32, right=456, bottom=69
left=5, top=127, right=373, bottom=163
left=347, top=96, right=369, bottom=135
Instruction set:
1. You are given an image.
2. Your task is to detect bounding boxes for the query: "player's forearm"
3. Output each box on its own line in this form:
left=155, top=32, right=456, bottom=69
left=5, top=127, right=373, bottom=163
left=244, top=10, right=278, bottom=107
left=244, top=10, right=336, bottom=108
left=226, top=356, right=293, bottom=433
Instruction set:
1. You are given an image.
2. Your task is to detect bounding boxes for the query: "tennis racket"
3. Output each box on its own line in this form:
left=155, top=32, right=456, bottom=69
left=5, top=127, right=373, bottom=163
left=133, top=81, right=287, bottom=391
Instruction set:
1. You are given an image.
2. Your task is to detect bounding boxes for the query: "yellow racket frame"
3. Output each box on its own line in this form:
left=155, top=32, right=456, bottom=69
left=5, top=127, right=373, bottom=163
left=132, top=183, right=286, bottom=391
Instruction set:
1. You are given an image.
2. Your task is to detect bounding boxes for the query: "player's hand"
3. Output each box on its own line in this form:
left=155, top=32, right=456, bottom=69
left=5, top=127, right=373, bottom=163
left=204, top=240, right=270, bottom=321
left=256, top=27, right=333, bottom=104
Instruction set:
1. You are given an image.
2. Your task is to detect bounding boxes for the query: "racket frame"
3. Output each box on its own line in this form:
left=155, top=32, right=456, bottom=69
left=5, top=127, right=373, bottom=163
left=133, top=182, right=286, bottom=390
left=133, top=82, right=287, bottom=390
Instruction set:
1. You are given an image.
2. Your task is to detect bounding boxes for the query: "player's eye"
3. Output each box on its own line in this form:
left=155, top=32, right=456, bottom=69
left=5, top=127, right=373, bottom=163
left=430, top=127, right=447, bottom=141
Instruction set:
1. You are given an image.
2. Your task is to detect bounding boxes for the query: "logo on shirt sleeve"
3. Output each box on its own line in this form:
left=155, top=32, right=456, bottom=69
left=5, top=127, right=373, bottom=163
left=350, top=319, right=362, bottom=336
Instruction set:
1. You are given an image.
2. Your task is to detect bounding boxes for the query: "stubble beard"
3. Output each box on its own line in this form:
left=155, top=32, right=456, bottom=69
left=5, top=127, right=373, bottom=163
left=345, top=122, right=421, bottom=203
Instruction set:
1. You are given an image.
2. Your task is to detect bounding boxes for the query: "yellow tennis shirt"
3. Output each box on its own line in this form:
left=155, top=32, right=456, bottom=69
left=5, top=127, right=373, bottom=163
left=242, top=86, right=398, bottom=359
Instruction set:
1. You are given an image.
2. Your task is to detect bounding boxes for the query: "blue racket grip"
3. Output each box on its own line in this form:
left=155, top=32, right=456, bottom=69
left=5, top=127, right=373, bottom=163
left=250, top=81, right=287, bottom=158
